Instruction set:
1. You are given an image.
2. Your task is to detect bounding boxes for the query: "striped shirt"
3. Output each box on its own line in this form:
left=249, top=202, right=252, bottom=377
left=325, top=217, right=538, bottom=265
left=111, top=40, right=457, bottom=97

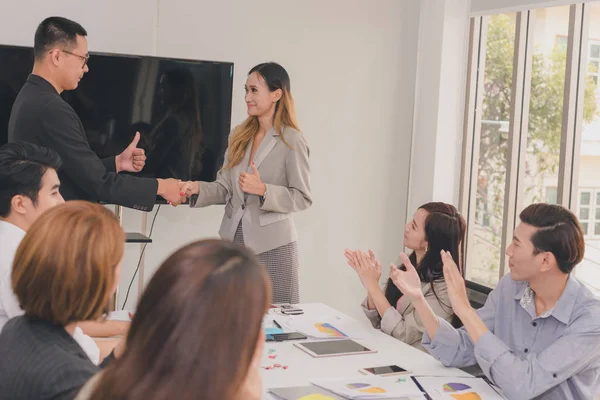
left=0, top=316, right=101, bottom=400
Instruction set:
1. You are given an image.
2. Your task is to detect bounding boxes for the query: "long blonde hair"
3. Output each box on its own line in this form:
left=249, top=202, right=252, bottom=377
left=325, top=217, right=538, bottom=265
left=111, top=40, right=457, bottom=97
left=226, top=62, right=300, bottom=169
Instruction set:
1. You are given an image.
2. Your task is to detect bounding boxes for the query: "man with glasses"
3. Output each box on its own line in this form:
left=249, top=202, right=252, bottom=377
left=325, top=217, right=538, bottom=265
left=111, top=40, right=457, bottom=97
left=8, top=17, right=183, bottom=210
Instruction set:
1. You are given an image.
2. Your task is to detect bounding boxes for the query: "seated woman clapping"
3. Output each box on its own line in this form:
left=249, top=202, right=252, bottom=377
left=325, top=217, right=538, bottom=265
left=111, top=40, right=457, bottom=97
left=345, top=202, right=466, bottom=351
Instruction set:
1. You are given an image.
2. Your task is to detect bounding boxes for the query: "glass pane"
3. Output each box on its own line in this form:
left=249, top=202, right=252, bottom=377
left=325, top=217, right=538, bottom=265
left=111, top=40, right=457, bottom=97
left=596, top=191, right=600, bottom=205
left=580, top=207, right=590, bottom=220
left=591, top=61, right=600, bottom=73
left=581, top=192, right=591, bottom=205
left=466, top=13, right=516, bottom=288
left=575, top=2, right=600, bottom=297
left=546, top=187, right=557, bottom=203
left=581, top=222, right=589, bottom=235
left=520, top=6, right=570, bottom=214
left=595, top=207, right=600, bottom=220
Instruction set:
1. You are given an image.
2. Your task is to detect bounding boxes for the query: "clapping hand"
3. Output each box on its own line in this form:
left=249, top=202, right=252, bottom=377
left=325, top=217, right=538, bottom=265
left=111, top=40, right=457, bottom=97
left=344, top=249, right=382, bottom=290
left=389, top=253, right=424, bottom=300
left=440, top=250, right=471, bottom=318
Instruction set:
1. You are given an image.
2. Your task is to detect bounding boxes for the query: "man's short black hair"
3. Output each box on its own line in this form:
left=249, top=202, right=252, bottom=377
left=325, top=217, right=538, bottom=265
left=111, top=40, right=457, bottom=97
left=34, top=16, right=87, bottom=60
left=520, top=203, right=585, bottom=274
left=0, top=142, right=62, bottom=217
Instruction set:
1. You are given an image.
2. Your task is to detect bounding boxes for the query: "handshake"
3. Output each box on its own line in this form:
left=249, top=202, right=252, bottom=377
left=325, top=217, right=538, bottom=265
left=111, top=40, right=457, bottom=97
left=157, top=178, right=200, bottom=207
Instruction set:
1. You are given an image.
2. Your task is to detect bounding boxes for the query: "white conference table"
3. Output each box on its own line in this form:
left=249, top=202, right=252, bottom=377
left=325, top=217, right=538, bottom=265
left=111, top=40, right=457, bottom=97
left=261, top=303, right=471, bottom=399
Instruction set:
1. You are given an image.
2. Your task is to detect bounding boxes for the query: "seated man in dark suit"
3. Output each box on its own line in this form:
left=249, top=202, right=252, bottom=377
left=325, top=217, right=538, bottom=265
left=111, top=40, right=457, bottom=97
left=8, top=16, right=184, bottom=210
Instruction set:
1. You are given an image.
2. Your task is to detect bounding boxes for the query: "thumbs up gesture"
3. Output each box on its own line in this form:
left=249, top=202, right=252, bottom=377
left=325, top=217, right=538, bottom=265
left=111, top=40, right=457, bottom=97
left=116, top=132, right=146, bottom=173
left=239, top=161, right=266, bottom=196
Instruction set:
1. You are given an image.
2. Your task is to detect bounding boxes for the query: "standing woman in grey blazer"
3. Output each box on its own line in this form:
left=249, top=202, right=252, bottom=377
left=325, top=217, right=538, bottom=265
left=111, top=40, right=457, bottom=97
left=181, top=62, right=311, bottom=304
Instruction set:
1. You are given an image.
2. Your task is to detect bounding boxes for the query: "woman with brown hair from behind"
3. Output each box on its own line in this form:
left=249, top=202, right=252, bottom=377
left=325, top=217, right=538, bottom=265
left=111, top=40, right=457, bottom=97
left=77, top=239, right=271, bottom=400
left=0, top=201, right=124, bottom=400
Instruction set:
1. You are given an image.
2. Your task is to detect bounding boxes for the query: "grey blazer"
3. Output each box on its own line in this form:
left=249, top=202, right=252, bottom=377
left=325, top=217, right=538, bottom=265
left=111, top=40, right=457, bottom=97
left=191, top=126, right=311, bottom=254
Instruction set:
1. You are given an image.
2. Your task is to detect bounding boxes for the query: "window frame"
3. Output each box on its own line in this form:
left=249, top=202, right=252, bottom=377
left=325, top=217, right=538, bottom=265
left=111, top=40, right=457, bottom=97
left=460, top=3, right=590, bottom=288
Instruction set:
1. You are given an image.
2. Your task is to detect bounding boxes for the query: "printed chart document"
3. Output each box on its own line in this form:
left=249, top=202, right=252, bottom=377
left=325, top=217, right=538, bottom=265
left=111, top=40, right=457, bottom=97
left=413, top=376, right=506, bottom=399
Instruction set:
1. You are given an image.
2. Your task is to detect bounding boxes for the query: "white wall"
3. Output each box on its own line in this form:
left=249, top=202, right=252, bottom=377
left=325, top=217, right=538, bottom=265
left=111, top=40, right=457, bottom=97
left=407, top=0, right=471, bottom=214
left=0, top=0, right=421, bottom=319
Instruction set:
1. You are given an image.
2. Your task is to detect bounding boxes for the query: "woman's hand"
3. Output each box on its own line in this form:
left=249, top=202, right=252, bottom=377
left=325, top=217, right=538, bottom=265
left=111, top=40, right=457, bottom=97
left=389, top=252, right=424, bottom=301
left=180, top=181, right=200, bottom=196
left=239, top=163, right=266, bottom=196
left=344, top=249, right=382, bottom=290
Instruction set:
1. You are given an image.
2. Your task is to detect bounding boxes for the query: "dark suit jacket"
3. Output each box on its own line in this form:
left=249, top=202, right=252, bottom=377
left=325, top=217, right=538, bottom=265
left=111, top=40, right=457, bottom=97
left=0, top=316, right=103, bottom=400
left=8, top=74, right=157, bottom=211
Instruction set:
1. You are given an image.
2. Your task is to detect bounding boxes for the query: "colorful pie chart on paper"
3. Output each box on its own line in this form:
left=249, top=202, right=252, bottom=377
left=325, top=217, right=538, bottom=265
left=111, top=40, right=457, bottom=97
left=346, top=383, right=370, bottom=389
left=450, top=392, right=482, bottom=400
left=298, top=395, right=337, bottom=400
left=443, top=382, right=472, bottom=392
left=359, top=386, right=386, bottom=394
left=315, top=322, right=347, bottom=337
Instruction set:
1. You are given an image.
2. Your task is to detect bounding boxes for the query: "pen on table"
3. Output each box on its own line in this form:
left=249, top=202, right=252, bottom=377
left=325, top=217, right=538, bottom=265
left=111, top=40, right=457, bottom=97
left=273, top=320, right=282, bottom=329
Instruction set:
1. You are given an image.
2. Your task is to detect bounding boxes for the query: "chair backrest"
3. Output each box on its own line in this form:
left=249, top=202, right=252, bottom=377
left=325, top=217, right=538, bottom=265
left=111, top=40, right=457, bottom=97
left=466, top=280, right=492, bottom=309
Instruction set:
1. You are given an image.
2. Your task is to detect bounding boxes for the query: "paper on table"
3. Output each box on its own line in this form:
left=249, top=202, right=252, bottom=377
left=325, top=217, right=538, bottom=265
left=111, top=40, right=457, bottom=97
left=269, top=385, right=346, bottom=400
left=311, top=376, right=424, bottom=399
left=276, top=314, right=372, bottom=339
left=413, top=376, right=506, bottom=400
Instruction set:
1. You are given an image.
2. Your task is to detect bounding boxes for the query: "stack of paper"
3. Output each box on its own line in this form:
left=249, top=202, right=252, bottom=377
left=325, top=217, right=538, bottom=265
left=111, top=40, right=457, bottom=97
left=310, top=376, right=424, bottom=399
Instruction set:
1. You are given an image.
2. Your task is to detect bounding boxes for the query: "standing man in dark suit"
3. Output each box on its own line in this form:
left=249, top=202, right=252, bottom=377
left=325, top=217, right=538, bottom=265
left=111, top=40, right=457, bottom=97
left=8, top=17, right=183, bottom=210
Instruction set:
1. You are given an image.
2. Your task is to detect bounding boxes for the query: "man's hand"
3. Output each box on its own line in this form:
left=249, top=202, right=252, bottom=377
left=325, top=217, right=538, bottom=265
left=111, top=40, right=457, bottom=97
left=157, top=178, right=185, bottom=206
left=441, top=250, right=472, bottom=318
left=116, top=132, right=146, bottom=173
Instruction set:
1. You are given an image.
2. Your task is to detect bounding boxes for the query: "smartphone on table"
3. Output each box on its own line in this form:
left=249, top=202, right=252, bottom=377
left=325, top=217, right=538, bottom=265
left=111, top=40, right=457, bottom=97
left=358, top=365, right=410, bottom=376
left=280, top=304, right=304, bottom=315
left=266, top=332, right=308, bottom=342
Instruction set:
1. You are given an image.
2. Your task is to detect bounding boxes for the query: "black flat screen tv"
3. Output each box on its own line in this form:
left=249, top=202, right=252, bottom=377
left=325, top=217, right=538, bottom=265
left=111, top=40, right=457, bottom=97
left=0, top=45, right=233, bottom=186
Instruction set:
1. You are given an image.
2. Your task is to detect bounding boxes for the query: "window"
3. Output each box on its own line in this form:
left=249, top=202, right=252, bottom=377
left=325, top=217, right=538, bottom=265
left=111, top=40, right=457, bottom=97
left=588, top=41, right=600, bottom=87
left=546, top=187, right=557, bottom=203
left=520, top=6, right=570, bottom=215
left=462, top=3, right=600, bottom=296
left=574, top=2, right=600, bottom=296
left=578, top=190, right=592, bottom=235
left=464, top=14, right=516, bottom=288
left=577, top=189, right=600, bottom=237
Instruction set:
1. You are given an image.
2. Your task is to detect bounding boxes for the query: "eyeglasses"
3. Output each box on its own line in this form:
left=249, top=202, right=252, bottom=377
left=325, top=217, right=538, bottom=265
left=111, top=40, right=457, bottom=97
left=60, top=49, right=90, bottom=68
